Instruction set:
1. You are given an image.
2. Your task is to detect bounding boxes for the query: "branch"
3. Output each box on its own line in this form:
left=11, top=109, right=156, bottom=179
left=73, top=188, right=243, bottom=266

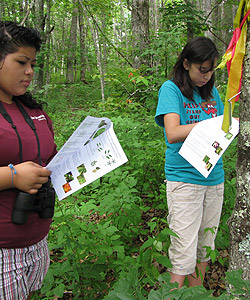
left=206, top=24, right=228, bottom=46
left=202, top=0, right=228, bottom=46
left=20, top=0, right=36, bottom=25
left=204, top=0, right=225, bottom=24
left=127, top=87, right=152, bottom=99
left=79, top=0, right=133, bottom=68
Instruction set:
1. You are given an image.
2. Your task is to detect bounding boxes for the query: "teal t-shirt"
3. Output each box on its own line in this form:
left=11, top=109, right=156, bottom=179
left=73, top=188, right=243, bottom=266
left=155, top=80, right=224, bottom=186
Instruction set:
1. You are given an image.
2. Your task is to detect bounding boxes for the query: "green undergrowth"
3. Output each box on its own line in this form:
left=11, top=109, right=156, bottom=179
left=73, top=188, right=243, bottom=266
left=30, top=84, right=246, bottom=300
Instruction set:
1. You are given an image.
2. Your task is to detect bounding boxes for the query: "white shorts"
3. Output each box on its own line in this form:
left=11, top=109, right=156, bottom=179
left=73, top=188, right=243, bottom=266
left=166, top=181, right=224, bottom=276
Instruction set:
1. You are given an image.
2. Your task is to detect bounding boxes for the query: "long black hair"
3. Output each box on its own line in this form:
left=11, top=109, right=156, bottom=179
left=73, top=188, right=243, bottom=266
left=171, top=37, right=219, bottom=101
left=0, top=21, right=42, bottom=109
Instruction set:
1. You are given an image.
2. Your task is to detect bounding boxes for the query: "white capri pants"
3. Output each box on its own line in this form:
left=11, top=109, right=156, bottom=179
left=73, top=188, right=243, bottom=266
left=166, top=181, right=224, bottom=276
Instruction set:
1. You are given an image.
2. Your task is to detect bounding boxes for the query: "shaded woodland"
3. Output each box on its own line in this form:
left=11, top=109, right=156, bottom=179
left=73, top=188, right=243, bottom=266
left=2, top=0, right=250, bottom=299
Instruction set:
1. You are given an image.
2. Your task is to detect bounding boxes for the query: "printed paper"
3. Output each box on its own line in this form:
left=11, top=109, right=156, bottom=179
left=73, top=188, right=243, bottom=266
left=47, top=116, right=128, bottom=200
left=179, top=115, right=239, bottom=178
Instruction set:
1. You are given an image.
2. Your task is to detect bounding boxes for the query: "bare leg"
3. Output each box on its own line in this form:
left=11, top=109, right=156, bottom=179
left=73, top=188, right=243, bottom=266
left=166, top=272, right=186, bottom=300
left=169, top=272, right=185, bottom=288
left=187, top=261, right=208, bottom=287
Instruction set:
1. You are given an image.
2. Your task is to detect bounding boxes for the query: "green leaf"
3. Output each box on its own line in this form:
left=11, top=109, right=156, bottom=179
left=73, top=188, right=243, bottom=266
left=154, top=254, right=172, bottom=268
left=105, top=225, right=119, bottom=236
left=169, top=285, right=213, bottom=300
left=113, top=245, right=125, bottom=253
left=140, top=237, right=154, bottom=251
left=209, top=250, right=217, bottom=263
left=106, top=291, right=137, bottom=300
left=226, top=269, right=250, bottom=294
left=51, top=283, right=65, bottom=298
left=153, top=239, right=163, bottom=251
left=158, top=227, right=179, bottom=241
left=110, top=234, right=121, bottom=240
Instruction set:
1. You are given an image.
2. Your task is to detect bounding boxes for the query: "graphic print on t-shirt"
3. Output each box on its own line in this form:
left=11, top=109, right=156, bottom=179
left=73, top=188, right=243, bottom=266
left=200, top=100, right=218, bottom=118
left=184, top=100, right=218, bottom=124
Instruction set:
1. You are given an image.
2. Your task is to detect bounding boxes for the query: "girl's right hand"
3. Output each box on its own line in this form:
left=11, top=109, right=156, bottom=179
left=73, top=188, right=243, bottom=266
left=13, top=161, right=52, bottom=194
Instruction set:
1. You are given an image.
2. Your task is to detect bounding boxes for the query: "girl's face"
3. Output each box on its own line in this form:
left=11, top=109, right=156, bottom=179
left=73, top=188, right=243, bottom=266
left=0, top=46, right=37, bottom=104
left=183, top=59, right=216, bottom=87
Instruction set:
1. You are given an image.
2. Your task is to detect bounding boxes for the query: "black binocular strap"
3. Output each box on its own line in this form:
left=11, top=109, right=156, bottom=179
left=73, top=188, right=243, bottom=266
left=15, top=101, right=42, bottom=165
left=0, top=101, right=23, bottom=162
left=0, top=101, right=42, bottom=165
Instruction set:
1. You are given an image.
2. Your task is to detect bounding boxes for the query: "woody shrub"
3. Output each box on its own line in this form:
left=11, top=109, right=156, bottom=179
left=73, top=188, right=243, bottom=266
left=33, top=84, right=239, bottom=299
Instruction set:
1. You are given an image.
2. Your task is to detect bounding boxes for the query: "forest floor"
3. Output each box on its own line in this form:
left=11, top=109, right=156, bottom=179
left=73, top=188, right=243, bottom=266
left=52, top=261, right=227, bottom=300
left=53, top=205, right=228, bottom=299
left=204, top=250, right=228, bottom=297
left=141, top=204, right=228, bottom=298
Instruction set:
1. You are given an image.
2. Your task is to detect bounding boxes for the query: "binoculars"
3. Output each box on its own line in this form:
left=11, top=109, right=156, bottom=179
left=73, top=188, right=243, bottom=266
left=12, top=178, right=55, bottom=225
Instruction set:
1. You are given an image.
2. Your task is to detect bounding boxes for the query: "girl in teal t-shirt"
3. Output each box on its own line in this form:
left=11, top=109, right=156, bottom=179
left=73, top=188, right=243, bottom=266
left=155, top=37, right=224, bottom=291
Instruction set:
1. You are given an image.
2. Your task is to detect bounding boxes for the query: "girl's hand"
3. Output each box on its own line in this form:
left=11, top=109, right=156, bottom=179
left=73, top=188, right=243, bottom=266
left=14, top=161, right=52, bottom=194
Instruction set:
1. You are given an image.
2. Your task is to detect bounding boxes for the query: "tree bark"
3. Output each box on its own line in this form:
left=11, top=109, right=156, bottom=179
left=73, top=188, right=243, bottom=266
left=100, top=16, right=107, bottom=76
left=227, top=21, right=250, bottom=289
left=80, top=4, right=105, bottom=100
left=66, top=0, right=78, bottom=83
left=131, top=0, right=150, bottom=69
left=34, top=0, right=45, bottom=88
left=94, top=20, right=105, bottom=101
left=120, top=0, right=129, bottom=61
left=44, top=0, right=52, bottom=85
left=78, top=11, right=87, bottom=84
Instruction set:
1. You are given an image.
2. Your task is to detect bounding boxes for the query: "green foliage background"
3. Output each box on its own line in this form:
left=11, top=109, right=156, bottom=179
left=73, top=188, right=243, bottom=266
left=28, top=75, right=245, bottom=300
left=9, top=0, right=244, bottom=297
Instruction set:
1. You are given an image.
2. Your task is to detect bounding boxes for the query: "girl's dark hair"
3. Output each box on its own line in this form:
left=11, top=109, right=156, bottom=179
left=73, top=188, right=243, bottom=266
left=172, top=36, right=219, bottom=101
left=0, top=21, right=42, bottom=109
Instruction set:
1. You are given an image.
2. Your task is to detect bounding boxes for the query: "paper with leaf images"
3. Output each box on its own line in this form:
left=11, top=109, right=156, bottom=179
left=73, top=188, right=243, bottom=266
left=47, top=116, right=128, bottom=200
left=179, top=115, right=239, bottom=178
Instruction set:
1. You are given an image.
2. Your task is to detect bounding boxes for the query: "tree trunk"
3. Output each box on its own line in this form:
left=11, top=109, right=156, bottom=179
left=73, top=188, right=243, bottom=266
left=61, top=20, right=66, bottom=77
left=0, top=2, right=3, bottom=19
left=100, top=16, right=107, bottom=76
left=227, top=21, right=250, bottom=290
left=131, top=0, right=150, bottom=69
left=150, top=0, right=158, bottom=34
left=94, top=21, right=105, bottom=101
left=120, top=0, right=128, bottom=62
left=78, top=12, right=87, bottom=84
left=45, top=0, right=52, bottom=85
left=66, top=1, right=78, bottom=83
left=34, top=0, right=45, bottom=88
left=80, top=4, right=105, bottom=100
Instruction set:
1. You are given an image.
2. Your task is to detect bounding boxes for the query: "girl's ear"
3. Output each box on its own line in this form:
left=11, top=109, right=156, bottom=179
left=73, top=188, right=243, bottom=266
left=183, top=58, right=189, bottom=70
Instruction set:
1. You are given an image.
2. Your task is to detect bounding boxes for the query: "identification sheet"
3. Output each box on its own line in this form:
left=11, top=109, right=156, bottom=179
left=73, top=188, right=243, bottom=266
left=179, top=115, right=239, bottom=178
left=47, top=116, right=128, bottom=200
